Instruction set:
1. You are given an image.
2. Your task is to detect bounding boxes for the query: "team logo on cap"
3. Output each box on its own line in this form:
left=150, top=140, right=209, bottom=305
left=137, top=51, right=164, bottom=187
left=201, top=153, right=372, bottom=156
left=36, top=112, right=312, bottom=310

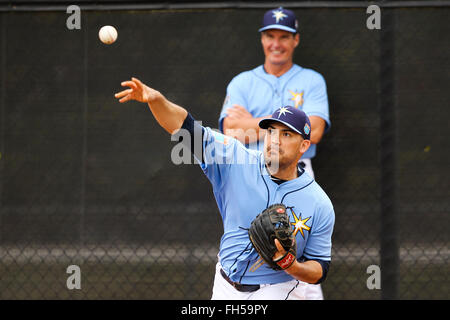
left=304, top=123, right=311, bottom=136
left=277, top=106, right=293, bottom=118
left=272, top=9, right=288, bottom=23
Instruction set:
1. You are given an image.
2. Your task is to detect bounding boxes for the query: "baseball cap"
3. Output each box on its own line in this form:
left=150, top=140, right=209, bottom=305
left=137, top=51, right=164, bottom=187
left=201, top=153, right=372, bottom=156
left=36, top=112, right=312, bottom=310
left=258, top=7, right=298, bottom=34
left=259, top=106, right=311, bottom=140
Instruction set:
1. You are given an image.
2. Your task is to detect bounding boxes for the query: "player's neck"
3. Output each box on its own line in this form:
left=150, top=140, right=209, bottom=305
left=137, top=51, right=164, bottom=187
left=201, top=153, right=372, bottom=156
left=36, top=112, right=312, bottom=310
left=266, top=163, right=299, bottom=181
left=263, top=61, right=294, bottom=77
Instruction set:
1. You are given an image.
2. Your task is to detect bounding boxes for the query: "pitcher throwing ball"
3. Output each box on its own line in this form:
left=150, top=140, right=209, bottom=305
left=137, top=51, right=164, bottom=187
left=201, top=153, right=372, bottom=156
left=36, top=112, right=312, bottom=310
left=115, top=77, right=335, bottom=300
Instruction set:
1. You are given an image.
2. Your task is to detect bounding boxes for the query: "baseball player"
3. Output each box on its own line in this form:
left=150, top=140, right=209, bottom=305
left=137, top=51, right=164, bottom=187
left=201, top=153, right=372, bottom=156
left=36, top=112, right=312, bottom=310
left=115, top=77, right=335, bottom=300
left=219, top=7, right=330, bottom=299
left=220, top=7, right=330, bottom=180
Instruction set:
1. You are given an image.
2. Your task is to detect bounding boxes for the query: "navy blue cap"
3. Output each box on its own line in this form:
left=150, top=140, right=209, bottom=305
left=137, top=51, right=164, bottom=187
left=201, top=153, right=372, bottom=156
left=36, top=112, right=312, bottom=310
left=259, top=7, right=298, bottom=34
left=259, top=106, right=311, bottom=140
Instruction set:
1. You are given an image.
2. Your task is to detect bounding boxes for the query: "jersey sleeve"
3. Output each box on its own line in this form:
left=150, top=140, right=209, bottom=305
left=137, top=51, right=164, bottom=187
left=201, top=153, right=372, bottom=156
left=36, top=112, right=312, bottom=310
left=176, top=114, right=253, bottom=190
left=198, top=127, right=249, bottom=190
left=302, top=72, right=331, bottom=132
left=303, top=201, right=335, bottom=261
left=218, top=74, right=249, bottom=132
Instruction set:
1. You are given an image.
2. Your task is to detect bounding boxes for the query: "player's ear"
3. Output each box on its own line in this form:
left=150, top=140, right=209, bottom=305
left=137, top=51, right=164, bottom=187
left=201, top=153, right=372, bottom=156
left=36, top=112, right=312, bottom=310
left=260, top=31, right=265, bottom=44
left=294, top=33, right=300, bottom=48
left=299, top=138, right=310, bottom=154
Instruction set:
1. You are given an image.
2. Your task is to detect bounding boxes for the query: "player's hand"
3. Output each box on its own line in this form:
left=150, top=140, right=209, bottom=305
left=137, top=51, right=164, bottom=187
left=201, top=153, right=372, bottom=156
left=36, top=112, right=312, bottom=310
left=226, top=104, right=253, bottom=119
left=273, top=238, right=287, bottom=260
left=115, top=77, right=160, bottom=104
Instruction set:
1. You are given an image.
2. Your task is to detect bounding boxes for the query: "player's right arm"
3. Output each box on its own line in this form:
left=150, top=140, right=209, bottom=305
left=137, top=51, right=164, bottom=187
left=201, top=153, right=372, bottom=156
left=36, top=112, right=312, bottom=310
left=115, top=77, right=251, bottom=189
left=114, top=77, right=187, bottom=134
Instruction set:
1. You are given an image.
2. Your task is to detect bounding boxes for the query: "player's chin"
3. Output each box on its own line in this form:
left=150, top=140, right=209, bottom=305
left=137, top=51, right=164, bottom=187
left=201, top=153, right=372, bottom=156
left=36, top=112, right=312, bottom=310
left=265, top=153, right=283, bottom=168
left=265, top=160, right=279, bottom=171
left=268, top=55, right=289, bottom=65
left=264, top=151, right=278, bottom=163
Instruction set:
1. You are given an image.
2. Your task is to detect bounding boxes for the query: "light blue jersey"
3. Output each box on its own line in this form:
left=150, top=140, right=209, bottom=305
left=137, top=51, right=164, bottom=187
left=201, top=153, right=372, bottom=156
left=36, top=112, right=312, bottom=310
left=219, top=64, right=330, bottom=159
left=198, top=126, right=335, bottom=285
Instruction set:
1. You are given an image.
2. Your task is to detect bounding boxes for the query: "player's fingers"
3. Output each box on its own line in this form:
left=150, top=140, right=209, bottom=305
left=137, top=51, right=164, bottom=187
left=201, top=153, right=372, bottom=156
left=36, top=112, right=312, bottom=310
left=230, top=105, right=248, bottom=113
left=272, top=239, right=286, bottom=260
left=274, top=239, right=286, bottom=253
left=115, top=88, right=133, bottom=99
left=121, top=80, right=138, bottom=90
left=227, top=109, right=248, bottom=120
left=231, top=104, right=246, bottom=111
left=232, top=105, right=253, bottom=118
left=228, top=108, right=240, bottom=116
left=225, top=112, right=238, bottom=119
left=226, top=108, right=241, bottom=116
left=131, top=77, right=146, bottom=90
left=118, top=94, right=131, bottom=103
left=131, top=77, right=143, bottom=85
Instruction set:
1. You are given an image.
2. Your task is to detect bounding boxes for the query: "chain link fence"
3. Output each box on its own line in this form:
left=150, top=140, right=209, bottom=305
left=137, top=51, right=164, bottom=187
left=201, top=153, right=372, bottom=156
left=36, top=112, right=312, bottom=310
left=0, top=1, right=448, bottom=299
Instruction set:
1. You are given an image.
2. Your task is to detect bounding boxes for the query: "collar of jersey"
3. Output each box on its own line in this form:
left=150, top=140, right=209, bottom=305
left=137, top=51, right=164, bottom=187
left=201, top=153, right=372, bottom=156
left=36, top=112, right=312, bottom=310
left=259, top=153, right=314, bottom=188
left=254, top=64, right=302, bottom=81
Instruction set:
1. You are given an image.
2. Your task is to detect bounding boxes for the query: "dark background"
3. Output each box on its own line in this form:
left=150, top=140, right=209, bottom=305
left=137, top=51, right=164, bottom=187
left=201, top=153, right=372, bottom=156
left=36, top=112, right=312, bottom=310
left=0, top=1, right=448, bottom=299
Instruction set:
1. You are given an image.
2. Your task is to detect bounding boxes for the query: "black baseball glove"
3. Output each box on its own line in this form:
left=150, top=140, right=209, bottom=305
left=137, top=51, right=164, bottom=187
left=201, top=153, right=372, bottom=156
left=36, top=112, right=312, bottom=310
left=248, top=204, right=297, bottom=270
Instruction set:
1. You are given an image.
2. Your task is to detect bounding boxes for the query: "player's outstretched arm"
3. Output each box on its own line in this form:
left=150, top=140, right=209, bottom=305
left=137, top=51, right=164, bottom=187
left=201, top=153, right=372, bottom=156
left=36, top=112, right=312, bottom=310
left=115, top=77, right=188, bottom=134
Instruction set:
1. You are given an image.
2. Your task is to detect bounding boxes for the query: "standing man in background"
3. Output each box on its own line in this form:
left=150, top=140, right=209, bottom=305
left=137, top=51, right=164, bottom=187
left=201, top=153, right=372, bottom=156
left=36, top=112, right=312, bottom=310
left=219, top=7, right=331, bottom=299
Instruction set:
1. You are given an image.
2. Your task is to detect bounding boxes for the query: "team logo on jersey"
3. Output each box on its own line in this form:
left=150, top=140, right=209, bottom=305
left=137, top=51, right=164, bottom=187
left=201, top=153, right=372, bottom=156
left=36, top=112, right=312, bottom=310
left=289, top=90, right=304, bottom=108
left=289, top=208, right=311, bottom=239
left=272, top=9, right=288, bottom=23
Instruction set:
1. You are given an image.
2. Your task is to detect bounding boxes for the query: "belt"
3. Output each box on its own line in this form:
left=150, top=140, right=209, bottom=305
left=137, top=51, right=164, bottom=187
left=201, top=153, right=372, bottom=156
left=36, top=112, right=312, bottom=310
left=220, top=269, right=260, bottom=293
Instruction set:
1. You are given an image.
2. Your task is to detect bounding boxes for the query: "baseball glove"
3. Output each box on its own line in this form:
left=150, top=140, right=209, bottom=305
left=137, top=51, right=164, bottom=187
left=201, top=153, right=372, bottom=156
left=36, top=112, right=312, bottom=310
left=248, top=204, right=297, bottom=270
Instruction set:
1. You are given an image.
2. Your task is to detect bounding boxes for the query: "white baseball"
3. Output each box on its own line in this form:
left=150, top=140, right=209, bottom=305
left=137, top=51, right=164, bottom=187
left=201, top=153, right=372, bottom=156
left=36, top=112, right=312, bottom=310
left=98, top=25, right=118, bottom=44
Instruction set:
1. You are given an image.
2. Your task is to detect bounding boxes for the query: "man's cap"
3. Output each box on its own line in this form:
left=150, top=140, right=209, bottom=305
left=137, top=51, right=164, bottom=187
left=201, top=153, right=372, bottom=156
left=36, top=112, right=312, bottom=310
left=259, top=106, right=311, bottom=140
left=258, top=7, right=298, bottom=34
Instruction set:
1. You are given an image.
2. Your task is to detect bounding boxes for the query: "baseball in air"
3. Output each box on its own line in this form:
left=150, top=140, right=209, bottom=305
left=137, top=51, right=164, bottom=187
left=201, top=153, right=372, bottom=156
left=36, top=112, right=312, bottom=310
left=98, top=25, right=118, bottom=44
